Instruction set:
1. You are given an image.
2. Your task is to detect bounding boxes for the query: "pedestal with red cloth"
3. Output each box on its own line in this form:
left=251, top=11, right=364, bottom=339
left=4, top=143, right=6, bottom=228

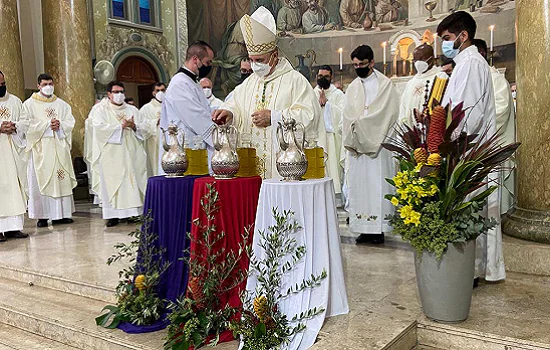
left=118, top=175, right=205, bottom=334
left=189, top=176, right=262, bottom=343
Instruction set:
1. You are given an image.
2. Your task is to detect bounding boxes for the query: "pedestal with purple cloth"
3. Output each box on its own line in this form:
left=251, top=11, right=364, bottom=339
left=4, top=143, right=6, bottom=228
left=118, top=175, right=205, bottom=333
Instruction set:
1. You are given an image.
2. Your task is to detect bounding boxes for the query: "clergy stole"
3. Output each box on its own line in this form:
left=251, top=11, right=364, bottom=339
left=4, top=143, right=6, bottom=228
left=221, top=57, right=324, bottom=179
left=140, top=99, right=162, bottom=177
left=91, top=102, right=149, bottom=210
left=343, top=71, right=399, bottom=158
left=0, top=94, right=28, bottom=217
left=23, top=93, right=77, bottom=198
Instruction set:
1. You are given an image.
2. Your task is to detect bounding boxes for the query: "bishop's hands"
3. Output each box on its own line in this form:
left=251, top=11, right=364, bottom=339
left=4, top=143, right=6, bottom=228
left=122, top=116, right=136, bottom=131
left=212, top=109, right=234, bottom=125
left=50, top=118, right=61, bottom=132
left=0, top=121, right=16, bottom=134
left=319, top=90, right=328, bottom=107
left=251, top=109, right=271, bottom=128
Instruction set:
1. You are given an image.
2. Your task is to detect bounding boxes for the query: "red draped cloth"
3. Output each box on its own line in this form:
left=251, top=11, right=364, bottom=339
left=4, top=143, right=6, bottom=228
left=189, top=176, right=262, bottom=343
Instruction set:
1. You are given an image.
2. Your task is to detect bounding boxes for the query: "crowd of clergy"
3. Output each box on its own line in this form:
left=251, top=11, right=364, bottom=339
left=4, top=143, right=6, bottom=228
left=0, top=9, right=514, bottom=283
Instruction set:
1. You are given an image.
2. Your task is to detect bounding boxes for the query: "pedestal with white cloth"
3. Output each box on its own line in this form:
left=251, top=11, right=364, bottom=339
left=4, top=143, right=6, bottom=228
left=247, top=178, right=349, bottom=350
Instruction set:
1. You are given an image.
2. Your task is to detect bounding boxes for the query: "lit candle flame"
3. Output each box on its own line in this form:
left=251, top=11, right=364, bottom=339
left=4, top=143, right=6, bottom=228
left=338, top=48, right=343, bottom=53
left=489, top=25, right=495, bottom=31
left=382, top=41, right=387, bottom=48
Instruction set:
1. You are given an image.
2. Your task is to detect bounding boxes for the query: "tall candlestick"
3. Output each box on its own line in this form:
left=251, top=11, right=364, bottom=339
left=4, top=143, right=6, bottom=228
left=489, top=25, right=495, bottom=51
left=433, top=34, right=437, bottom=58
left=382, top=42, right=387, bottom=65
left=338, top=48, right=343, bottom=70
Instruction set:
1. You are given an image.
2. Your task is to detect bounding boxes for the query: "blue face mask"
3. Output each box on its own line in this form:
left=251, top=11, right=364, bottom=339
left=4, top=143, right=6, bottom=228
left=441, top=33, right=465, bottom=59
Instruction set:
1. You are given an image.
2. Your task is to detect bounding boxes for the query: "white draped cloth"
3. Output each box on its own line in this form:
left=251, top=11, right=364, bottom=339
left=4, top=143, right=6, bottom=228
left=398, top=66, right=441, bottom=126
left=89, top=102, right=150, bottom=219
left=23, top=93, right=76, bottom=220
left=343, top=71, right=399, bottom=234
left=442, top=45, right=505, bottom=282
left=247, top=178, right=349, bottom=350
left=140, top=98, right=162, bottom=177
left=0, top=93, right=27, bottom=232
left=314, top=84, right=344, bottom=198
left=207, top=94, right=224, bottom=111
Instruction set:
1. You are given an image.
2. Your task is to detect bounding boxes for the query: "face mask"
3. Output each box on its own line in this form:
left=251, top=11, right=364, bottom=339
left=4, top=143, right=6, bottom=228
left=203, top=88, right=212, bottom=98
left=155, top=91, right=165, bottom=102
left=112, top=93, right=125, bottom=105
left=317, top=77, right=331, bottom=90
left=252, top=61, right=271, bottom=78
left=414, top=60, right=430, bottom=74
left=198, top=64, right=212, bottom=79
left=355, top=66, right=370, bottom=78
left=240, top=72, right=252, bottom=83
left=442, top=33, right=465, bottom=59
left=512, top=91, right=516, bottom=99
left=0, top=86, right=6, bottom=98
left=41, top=85, right=54, bottom=96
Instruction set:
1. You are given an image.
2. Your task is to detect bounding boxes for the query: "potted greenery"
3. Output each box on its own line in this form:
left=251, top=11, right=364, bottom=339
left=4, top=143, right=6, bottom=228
left=382, top=102, right=519, bottom=323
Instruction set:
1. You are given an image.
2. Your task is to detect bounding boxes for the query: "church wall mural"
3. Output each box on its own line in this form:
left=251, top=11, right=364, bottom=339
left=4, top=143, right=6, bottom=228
left=189, top=0, right=516, bottom=97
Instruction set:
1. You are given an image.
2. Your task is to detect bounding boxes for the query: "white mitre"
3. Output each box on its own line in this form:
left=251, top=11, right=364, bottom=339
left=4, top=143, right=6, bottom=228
left=240, top=6, right=277, bottom=55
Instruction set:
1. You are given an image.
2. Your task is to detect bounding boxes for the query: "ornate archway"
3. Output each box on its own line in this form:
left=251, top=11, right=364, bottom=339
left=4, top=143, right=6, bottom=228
left=116, top=56, right=159, bottom=107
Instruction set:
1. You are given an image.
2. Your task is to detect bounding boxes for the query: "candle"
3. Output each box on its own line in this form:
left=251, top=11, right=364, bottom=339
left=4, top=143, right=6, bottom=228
left=433, top=34, right=437, bottom=58
left=489, top=25, right=495, bottom=51
left=382, top=42, right=387, bottom=65
left=338, top=48, right=343, bottom=70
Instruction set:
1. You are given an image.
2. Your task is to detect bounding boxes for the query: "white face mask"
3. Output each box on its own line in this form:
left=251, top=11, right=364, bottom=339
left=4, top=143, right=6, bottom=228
left=41, top=85, right=54, bottom=96
left=511, top=91, right=516, bottom=99
left=414, top=60, right=430, bottom=75
left=202, top=88, right=212, bottom=98
left=155, top=91, right=165, bottom=102
left=252, top=61, right=271, bottom=78
left=112, top=92, right=126, bottom=105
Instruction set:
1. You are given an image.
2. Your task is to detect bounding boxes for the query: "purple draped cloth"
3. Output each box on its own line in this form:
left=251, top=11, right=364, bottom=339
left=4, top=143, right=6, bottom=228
left=118, top=175, right=204, bottom=334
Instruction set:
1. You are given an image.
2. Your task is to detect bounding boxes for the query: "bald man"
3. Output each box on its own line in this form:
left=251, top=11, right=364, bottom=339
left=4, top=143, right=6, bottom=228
left=200, top=78, right=224, bottom=111
left=398, top=44, right=445, bottom=126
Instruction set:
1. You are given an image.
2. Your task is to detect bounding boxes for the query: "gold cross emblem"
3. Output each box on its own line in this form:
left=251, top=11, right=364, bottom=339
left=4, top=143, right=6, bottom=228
left=0, top=106, right=10, bottom=120
left=116, top=113, right=127, bottom=122
left=45, top=107, right=57, bottom=119
left=413, top=85, right=424, bottom=96
left=57, top=169, right=66, bottom=180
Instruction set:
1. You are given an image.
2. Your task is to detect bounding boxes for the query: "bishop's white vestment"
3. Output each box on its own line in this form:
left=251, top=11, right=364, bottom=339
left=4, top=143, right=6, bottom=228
left=220, top=57, right=324, bottom=179
left=140, top=98, right=162, bottom=177
left=443, top=45, right=505, bottom=282
left=343, top=71, right=399, bottom=235
left=0, top=93, right=27, bottom=233
left=23, top=93, right=76, bottom=220
left=90, top=102, right=151, bottom=219
left=398, top=66, right=441, bottom=126
left=490, top=66, right=516, bottom=214
left=207, top=95, right=224, bottom=111
left=314, top=84, right=344, bottom=198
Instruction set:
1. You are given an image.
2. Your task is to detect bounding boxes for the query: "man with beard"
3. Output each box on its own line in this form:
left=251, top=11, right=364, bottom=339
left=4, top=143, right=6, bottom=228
left=303, top=0, right=335, bottom=33
left=277, top=0, right=302, bottom=33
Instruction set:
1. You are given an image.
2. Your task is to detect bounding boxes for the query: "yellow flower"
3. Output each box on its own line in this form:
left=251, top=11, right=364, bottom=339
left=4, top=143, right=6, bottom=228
left=427, top=153, right=442, bottom=166
left=253, top=296, right=269, bottom=322
left=391, top=197, right=399, bottom=206
left=135, top=275, right=146, bottom=291
left=400, top=205, right=421, bottom=226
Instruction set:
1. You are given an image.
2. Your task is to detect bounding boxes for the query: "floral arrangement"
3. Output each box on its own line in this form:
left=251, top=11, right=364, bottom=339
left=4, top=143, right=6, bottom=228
left=382, top=102, right=520, bottom=259
left=230, top=209, right=327, bottom=350
left=96, top=215, right=170, bottom=328
left=164, top=183, right=251, bottom=350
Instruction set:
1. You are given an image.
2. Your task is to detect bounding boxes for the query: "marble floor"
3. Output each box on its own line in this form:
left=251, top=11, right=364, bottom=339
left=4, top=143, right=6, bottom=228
left=0, top=201, right=549, bottom=349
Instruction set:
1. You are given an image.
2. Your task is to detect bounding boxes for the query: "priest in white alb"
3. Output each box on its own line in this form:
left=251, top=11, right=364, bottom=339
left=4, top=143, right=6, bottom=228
left=399, top=44, right=444, bottom=126
left=84, top=98, right=107, bottom=205
left=315, top=65, right=344, bottom=204
left=0, top=70, right=29, bottom=241
left=212, top=6, right=324, bottom=179
left=89, top=81, right=151, bottom=227
left=343, top=45, right=399, bottom=244
left=140, top=82, right=166, bottom=177
left=160, top=41, right=216, bottom=173
left=474, top=39, right=516, bottom=215
left=438, top=11, right=504, bottom=282
left=23, top=73, right=77, bottom=228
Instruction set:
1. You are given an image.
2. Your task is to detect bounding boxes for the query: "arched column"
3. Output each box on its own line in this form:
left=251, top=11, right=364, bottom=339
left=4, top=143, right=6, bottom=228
left=0, top=0, right=25, bottom=99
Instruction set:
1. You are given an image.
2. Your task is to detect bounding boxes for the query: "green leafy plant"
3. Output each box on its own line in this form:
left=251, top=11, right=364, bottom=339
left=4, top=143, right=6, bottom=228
left=96, top=215, right=171, bottom=328
left=164, top=183, right=251, bottom=350
left=230, top=208, right=327, bottom=350
left=383, top=102, right=519, bottom=259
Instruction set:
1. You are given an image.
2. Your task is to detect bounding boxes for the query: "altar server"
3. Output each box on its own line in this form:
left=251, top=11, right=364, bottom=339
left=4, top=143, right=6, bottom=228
left=399, top=44, right=443, bottom=126
left=342, top=45, right=399, bottom=244
left=23, top=73, right=77, bottom=228
left=438, top=11, right=505, bottom=282
left=314, top=65, right=344, bottom=203
left=0, top=71, right=28, bottom=240
left=160, top=41, right=216, bottom=172
left=213, top=6, right=323, bottom=179
left=140, top=82, right=166, bottom=177
left=89, top=81, right=152, bottom=227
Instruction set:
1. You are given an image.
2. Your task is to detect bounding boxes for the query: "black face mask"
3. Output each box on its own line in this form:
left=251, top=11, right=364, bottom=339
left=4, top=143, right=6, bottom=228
left=0, top=85, right=6, bottom=98
left=240, top=72, right=252, bottom=83
left=355, top=66, right=370, bottom=78
left=198, top=64, right=212, bottom=79
left=317, top=77, right=331, bottom=90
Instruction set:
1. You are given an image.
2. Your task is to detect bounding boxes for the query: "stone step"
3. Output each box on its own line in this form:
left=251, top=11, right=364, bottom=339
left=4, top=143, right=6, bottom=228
left=503, top=235, right=550, bottom=277
left=0, top=262, right=115, bottom=304
left=0, top=276, right=165, bottom=350
left=0, top=323, right=79, bottom=349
